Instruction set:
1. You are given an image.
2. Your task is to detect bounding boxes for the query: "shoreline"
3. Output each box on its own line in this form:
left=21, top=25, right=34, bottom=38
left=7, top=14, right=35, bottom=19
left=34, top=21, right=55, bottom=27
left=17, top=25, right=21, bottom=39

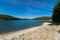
left=0, top=24, right=43, bottom=40
left=0, top=22, right=59, bottom=40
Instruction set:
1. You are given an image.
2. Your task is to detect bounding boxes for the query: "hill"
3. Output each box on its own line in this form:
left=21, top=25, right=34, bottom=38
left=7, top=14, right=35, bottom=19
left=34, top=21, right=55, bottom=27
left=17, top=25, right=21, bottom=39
left=0, top=14, right=21, bottom=20
left=32, top=16, right=51, bottom=20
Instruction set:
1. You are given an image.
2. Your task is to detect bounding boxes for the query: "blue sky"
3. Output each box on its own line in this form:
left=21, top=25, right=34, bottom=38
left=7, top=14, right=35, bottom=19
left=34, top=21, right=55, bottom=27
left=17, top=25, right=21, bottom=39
left=0, top=0, right=57, bottom=18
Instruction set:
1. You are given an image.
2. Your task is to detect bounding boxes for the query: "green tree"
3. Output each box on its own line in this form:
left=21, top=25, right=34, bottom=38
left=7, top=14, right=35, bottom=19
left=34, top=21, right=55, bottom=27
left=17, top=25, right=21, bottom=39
left=52, top=2, right=60, bottom=23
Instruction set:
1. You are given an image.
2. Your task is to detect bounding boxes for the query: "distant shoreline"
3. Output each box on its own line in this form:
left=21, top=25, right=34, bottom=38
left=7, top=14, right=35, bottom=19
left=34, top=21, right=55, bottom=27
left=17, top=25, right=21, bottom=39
left=0, top=14, right=51, bottom=20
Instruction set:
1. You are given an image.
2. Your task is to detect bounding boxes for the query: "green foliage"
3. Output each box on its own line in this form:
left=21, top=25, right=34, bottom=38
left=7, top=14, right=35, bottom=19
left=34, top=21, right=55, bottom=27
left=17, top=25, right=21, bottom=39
left=52, top=3, right=60, bottom=23
left=58, top=0, right=60, bottom=3
left=32, top=16, right=51, bottom=20
left=0, top=14, right=21, bottom=20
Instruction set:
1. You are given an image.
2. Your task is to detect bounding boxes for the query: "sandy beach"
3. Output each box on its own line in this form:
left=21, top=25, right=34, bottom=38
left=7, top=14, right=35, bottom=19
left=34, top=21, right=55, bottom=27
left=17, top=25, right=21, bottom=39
left=0, top=22, right=60, bottom=40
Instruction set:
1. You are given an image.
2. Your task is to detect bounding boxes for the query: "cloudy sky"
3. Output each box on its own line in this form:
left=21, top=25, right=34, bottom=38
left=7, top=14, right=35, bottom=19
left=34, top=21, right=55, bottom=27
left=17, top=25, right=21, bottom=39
left=0, top=0, right=57, bottom=18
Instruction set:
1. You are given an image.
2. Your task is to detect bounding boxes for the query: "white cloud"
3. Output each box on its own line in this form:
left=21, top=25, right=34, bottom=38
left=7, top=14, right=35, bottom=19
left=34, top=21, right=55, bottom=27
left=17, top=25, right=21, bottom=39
left=4, top=0, right=20, bottom=6
left=4, top=0, right=54, bottom=13
left=4, top=0, right=54, bottom=8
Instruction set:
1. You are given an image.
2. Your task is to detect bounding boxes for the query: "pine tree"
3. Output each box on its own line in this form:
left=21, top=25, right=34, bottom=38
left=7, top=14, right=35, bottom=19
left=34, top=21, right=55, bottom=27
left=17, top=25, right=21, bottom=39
left=52, top=3, right=60, bottom=23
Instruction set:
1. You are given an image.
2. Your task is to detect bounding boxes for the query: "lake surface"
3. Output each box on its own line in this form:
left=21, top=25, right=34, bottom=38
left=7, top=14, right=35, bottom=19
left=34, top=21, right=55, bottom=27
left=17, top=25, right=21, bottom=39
left=0, top=20, right=48, bottom=33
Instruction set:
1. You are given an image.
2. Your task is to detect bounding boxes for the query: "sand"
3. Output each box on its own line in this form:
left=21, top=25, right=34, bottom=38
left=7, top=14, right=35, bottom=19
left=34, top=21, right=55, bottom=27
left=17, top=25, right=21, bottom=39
left=0, top=22, right=60, bottom=40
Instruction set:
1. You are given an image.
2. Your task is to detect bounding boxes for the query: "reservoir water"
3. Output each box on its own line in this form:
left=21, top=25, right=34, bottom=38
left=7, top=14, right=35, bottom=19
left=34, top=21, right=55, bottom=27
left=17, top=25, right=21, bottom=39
left=0, top=20, right=48, bottom=33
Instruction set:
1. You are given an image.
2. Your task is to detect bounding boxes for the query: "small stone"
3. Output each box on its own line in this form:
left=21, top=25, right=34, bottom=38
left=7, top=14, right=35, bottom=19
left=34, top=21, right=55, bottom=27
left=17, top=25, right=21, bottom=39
left=57, top=30, right=60, bottom=33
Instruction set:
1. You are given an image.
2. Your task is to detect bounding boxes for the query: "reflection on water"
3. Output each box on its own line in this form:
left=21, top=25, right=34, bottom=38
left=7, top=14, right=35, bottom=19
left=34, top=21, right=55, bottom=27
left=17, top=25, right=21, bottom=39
left=0, top=20, right=48, bottom=33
